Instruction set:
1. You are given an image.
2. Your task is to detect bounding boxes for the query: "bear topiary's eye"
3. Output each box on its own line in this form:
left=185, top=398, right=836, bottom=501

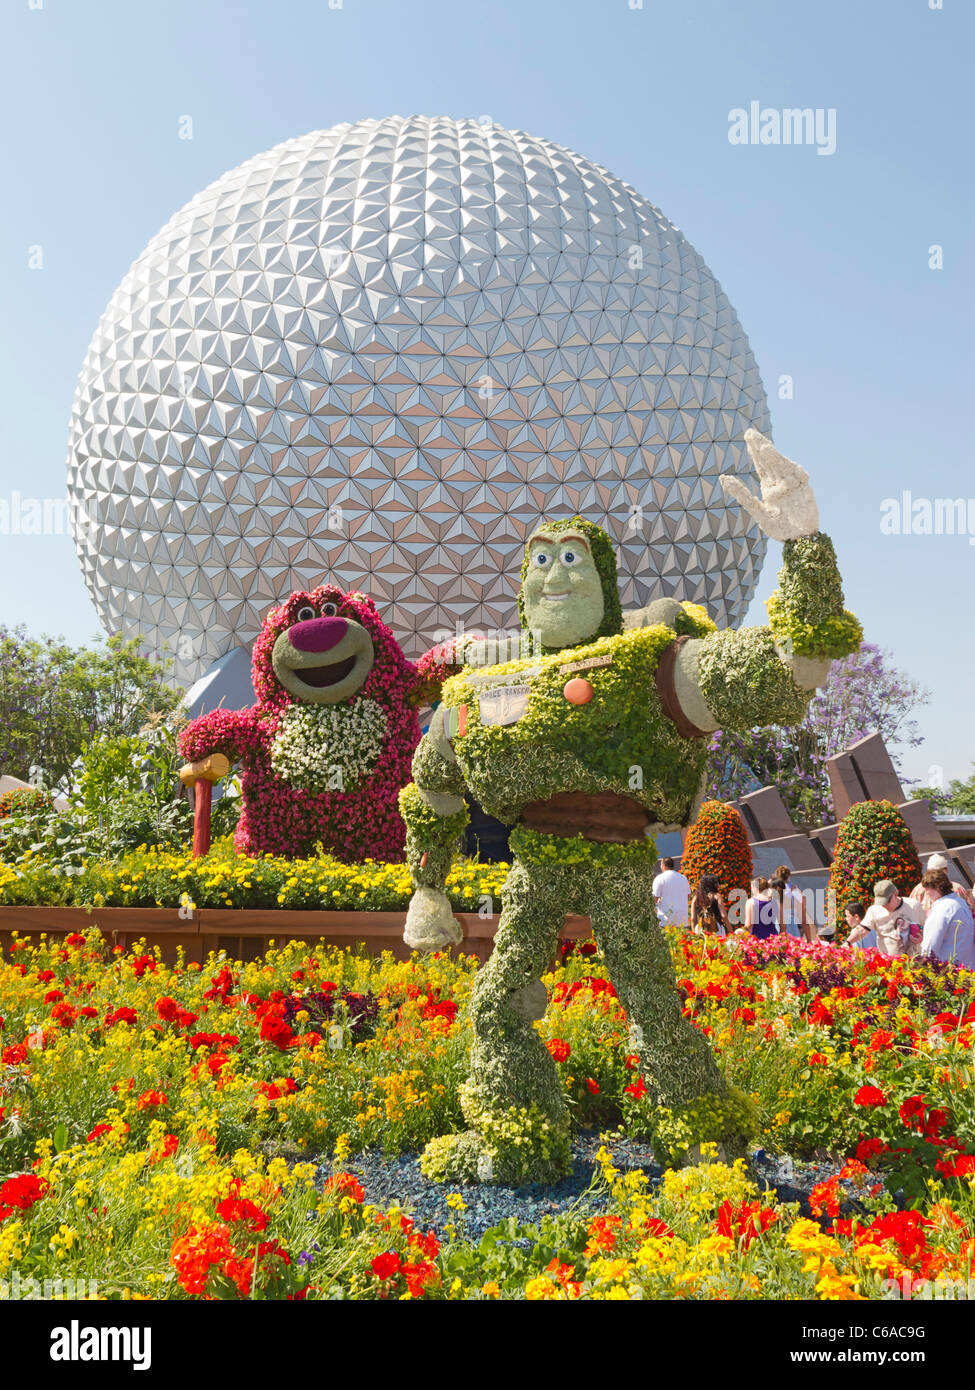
left=321, top=601, right=338, bottom=617
left=533, top=550, right=551, bottom=568
left=562, top=548, right=578, bottom=565
left=295, top=604, right=317, bottom=622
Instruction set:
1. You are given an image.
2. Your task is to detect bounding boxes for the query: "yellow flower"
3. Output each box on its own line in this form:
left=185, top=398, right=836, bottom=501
left=525, top=1276, right=559, bottom=1301
left=481, top=1281, right=500, bottom=1299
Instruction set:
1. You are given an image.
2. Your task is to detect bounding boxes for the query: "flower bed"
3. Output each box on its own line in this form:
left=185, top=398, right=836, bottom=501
left=0, top=838, right=508, bottom=912
left=0, top=928, right=972, bottom=1300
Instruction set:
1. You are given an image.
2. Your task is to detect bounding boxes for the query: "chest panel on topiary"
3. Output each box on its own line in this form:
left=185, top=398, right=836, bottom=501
left=439, top=626, right=710, bottom=826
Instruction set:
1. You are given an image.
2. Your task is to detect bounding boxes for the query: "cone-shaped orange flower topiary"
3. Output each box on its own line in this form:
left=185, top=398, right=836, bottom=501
left=829, top=799, right=922, bottom=933
left=680, top=800, right=753, bottom=903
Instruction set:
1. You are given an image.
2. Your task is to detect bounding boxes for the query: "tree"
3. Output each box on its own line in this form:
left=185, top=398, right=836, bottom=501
left=828, top=799, right=922, bottom=933
left=911, top=764, right=975, bottom=815
left=705, top=643, right=929, bottom=829
left=0, top=628, right=180, bottom=791
left=680, top=800, right=753, bottom=907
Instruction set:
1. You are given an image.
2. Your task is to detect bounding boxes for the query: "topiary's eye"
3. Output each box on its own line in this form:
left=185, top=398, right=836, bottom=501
left=533, top=550, right=551, bottom=567
left=295, top=604, right=317, bottom=622
left=321, top=601, right=338, bottom=617
left=561, top=547, right=579, bottom=565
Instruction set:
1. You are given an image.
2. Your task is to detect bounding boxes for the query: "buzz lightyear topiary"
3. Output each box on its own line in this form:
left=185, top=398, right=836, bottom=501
left=400, top=430, right=862, bottom=1183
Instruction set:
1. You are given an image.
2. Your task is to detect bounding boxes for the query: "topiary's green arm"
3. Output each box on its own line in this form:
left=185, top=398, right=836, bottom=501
left=765, top=531, right=863, bottom=662
left=663, top=531, right=861, bottom=733
left=398, top=709, right=470, bottom=894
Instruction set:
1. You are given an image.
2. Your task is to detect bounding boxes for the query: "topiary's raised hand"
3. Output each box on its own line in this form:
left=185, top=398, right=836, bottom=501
left=720, top=428, right=819, bottom=541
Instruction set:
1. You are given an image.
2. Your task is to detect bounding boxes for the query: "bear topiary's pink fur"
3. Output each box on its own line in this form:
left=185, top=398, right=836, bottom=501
left=179, top=587, right=435, bottom=861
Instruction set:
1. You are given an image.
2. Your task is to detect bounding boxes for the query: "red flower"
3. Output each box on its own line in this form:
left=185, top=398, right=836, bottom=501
left=371, top=1251, right=402, bottom=1281
left=935, top=1154, right=975, bottom=1178
left=324, top=1173, right=365, bottom=1204
left=421, top=998, right=458, bottom=1025
left=856, top=1137, right=888, bottom=1164
left=868, top=1029, right=894, bottom=1051
left=644, top=1217, right=675, bottom=1239
left=149, top=1134, right=179, bottom=1163
left=585, top=1079, right=600, bottom=1095
left=810, top=1177, right=842, bottom=1219
left=807, top=1052, right=829, bottom=1066
left=259, top=1017, right=295, bottom=1050
left=853, top=1085, right=887, bottom=1107
left=257, top=1078, right=297, bottom=1099
left=715, top=1198, right=778, bottom=1249
left=215, top=1197, right=269, bottom=1234
left=87, top=1124, right=113, bottom=1143
left=136, top=1090, right=168, bottom=1110
left=1, top=1044, right=28, bottom=1066
left=545, top=1038, right=571, bottom=1063
left=104, top=1007, right=137, bottom=1028
left=402, top=1258, right=439, bottom=1298
left=624, top=1076, right=648, bottom=1100
left=0, top=1173, right=49, bottom=1214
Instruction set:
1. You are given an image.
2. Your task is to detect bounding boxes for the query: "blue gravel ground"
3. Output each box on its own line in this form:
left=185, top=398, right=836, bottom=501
left=315, top=1137, right=871, bottom=1241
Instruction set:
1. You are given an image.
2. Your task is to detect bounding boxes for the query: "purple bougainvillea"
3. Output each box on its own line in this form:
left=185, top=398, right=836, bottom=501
left=705, top=643, right=929, bottom=828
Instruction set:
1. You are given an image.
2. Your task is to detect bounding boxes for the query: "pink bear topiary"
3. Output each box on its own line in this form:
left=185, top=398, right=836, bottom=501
left=179, top=586, right=448, bottom=862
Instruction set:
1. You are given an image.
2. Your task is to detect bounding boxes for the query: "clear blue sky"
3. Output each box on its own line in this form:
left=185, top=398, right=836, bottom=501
left=1, top=0, right=971, bottom=789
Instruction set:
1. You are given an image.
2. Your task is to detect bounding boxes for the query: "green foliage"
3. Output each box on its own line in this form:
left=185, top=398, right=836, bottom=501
left=911, top=763, right=975, bottom=815
left=437, top=621, right=708, bottom=826
left=516, top=515, right=623, bottom=647
left=828, top=799, right=923, bottom=932
left=398, top=781, right=470, bottom=890
left=0, top=836, right=508, bottom=910
left=698, top=627, right=810, bottom=729
left=636, top=1087, right=759, bottom=1167
left=72, top=717, right=192, bottom=855
left=766, top=533, right=862, bottom=660
left=0, top=628, right=180, bottom=791
left=680, top=800, right=753, bottom=901
left=0, top=788, right=51, bottom=819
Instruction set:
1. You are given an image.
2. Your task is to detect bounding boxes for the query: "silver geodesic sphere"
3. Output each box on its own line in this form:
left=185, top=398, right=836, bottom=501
left=67, top=115, right=769, bottom=683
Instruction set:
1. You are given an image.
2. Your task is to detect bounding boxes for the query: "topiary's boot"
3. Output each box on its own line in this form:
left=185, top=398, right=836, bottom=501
left=420, top=861, right=572, bottom=1184
left=586, top=865, right=758, bottom=1169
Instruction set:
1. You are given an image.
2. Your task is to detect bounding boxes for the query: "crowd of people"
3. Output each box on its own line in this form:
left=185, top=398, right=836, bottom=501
left=650, top=852, right=975, bottom=969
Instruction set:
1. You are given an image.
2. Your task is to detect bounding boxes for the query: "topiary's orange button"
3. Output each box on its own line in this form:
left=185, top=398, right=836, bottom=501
left=563, top=677, right=594, bottom=705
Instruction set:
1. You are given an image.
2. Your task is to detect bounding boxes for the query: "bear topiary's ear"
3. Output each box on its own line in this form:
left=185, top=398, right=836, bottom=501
left=347, top=590, right=376, bottom=611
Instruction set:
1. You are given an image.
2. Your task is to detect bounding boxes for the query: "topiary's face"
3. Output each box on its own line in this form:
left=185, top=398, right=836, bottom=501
left=521, top=528, right=605, bottom=650
left=270, top=593, right=375, bottom=705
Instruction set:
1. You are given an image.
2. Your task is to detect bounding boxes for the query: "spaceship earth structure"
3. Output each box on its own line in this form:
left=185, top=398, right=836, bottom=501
left=66, top=115, right=770, bottom=682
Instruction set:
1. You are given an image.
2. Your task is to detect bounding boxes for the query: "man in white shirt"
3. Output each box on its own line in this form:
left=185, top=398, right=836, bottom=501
left=920, top=870, right=975, bottom=970
left=653, top=857, right=690, bottom=928
left=849, top=879, right=925, bottom=957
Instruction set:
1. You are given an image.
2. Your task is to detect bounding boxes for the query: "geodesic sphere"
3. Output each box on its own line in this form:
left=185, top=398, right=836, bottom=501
left=66, top=115, right=769, bottom=683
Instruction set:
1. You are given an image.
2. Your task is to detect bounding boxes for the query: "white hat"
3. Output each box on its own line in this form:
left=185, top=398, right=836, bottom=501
left=927, top=853, right=949, bottom=870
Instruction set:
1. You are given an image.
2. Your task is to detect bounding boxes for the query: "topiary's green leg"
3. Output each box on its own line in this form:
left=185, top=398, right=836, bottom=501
left=465, top=861, right=567, bottom=1120
left=420, top=859, right=573, bottom=1184
left=586, top=867, right=757, bottom=1166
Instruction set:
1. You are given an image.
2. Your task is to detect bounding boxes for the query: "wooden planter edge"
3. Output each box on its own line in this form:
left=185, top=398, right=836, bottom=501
left=0, top=905, right=594, bottom=941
